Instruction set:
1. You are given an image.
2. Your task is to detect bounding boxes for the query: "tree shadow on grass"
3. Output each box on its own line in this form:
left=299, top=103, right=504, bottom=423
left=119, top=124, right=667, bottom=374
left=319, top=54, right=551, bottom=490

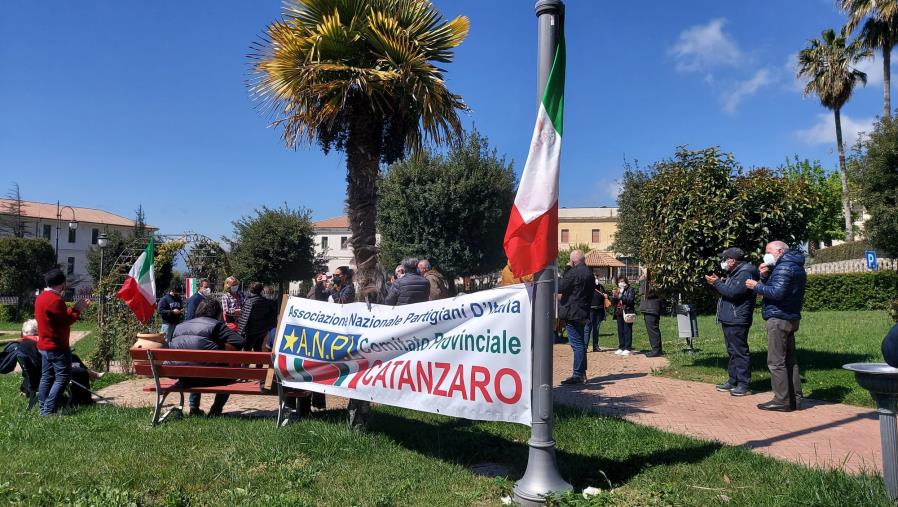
left=365, top=407, right=723, bottom=489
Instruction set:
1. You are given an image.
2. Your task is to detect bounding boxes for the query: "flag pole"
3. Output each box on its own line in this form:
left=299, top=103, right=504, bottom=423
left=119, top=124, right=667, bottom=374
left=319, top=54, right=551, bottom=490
left=514, top=1, right=573, bottom=504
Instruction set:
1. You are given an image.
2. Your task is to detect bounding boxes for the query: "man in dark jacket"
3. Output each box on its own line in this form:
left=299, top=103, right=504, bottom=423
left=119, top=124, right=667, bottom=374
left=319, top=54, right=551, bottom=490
left=158, top=284, right=184, bottom=345
left=386, top=258, right=430, bottom=305
left=586, top=281, right=606, bottom=352
left=185, top=279, right=210, bottom=321
left=706, top=247, right=759, bottom=397
left=639, top=271, right=663, bottom=357
left=169, top=297, right=246, bottom=416
left=237, top=282, right=277, bottom=351
left=746, top=241, right=807, bottom=412
left=558, top=250, right=593, bottom=385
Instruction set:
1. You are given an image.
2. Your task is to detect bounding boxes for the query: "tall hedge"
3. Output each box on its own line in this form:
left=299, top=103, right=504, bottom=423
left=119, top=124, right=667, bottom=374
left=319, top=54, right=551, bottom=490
left=803, top=271, right=898, bottom=311
left=810, top=240, right=877, bottom=264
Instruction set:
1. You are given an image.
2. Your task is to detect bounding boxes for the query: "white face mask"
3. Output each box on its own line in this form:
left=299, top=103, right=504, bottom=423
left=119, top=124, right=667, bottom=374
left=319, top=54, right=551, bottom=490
left=763, top=253, right=777, bottom=266
left=618, top=282, right=627, bottom=290
left=720, top=260, right=730, bottom=271
left=200, top=288, right=211, bottom=296
left=229, top=285, right=239, bottom=293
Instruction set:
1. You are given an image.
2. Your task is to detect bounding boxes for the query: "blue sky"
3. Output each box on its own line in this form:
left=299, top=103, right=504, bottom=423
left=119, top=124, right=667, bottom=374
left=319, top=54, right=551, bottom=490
left=0, top=1, right=888, bottom=240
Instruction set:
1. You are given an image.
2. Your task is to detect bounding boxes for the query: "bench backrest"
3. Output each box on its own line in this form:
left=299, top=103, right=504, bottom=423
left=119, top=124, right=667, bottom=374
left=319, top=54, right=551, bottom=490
left=130, top=348, right=273, bottom=381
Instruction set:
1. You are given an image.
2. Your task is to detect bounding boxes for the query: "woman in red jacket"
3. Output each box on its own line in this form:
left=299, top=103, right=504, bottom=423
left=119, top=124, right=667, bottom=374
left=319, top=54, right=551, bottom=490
left=34, top=268, right=89, bottom=416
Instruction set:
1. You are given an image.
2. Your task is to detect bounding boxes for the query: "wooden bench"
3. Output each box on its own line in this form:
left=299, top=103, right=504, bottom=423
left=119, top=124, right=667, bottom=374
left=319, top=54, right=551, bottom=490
left=129, top=348, right=310, bottom=427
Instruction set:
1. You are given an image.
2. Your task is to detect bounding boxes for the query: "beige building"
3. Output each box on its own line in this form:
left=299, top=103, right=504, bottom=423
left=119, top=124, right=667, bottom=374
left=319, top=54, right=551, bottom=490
left=558, top=207, right=619, bottom=252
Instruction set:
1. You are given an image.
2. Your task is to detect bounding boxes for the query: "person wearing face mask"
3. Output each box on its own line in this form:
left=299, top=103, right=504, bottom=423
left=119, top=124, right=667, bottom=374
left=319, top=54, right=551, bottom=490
left=221, top=276, right=244, bottom=326
left=185, top=279, right=211, bottom=321
left=705, top=248, right=759, bottom=397
left=745, top=241, right=807, bottom=412
left=639, top=269, right=663, bottom=357
left=158, top=284, right=185, bottom=345
left=611, top=276, right=636, bottom=356
left=327, top=266, right=356, bottom=304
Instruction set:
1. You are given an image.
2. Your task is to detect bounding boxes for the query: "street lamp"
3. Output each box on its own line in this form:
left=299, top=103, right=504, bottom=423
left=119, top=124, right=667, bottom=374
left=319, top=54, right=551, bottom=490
left=97, top=232, right=108, bottom=326
left=55, top=201, right=78, bottom=263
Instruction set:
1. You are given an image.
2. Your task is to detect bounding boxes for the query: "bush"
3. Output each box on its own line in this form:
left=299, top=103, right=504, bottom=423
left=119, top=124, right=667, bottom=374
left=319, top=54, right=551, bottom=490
left=804, top=271, right=898, bottom=312
left=0, top=305, right=11, bottom=323
left=811, top=241, right=877, bottom=264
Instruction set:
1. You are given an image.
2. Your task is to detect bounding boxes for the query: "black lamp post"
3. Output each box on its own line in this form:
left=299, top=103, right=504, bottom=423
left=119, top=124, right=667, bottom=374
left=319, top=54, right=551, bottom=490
left=97, top=232, right=109, bottom=325
left=55, top=201, right=78, bottom=264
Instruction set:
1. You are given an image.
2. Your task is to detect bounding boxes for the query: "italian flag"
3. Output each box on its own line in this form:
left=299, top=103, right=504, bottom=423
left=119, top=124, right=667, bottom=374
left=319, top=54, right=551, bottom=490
left=116, top=237, right=157, bottom=324
left=503, top=31, right=565, bottom=278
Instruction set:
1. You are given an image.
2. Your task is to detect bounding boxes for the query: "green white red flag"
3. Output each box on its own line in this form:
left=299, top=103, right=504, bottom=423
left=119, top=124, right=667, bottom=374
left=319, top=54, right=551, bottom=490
left=116, top=237, right=157, bottom=324
left=503, top=30, right=565, bottom=277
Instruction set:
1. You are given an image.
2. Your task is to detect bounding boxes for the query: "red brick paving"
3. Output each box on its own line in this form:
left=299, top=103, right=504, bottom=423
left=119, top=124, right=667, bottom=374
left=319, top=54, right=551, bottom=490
left=551, top=345, right=882, bottom=474
left=97, top=342, right=884, bottom=475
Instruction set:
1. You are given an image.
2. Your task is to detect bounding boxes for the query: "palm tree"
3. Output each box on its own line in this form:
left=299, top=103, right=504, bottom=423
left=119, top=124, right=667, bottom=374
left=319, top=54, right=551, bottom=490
left=797, top=28, right=870, bottom=241
left=251, top=0, right=469, bottom=302
left=841, top=0, right=898, bottom=118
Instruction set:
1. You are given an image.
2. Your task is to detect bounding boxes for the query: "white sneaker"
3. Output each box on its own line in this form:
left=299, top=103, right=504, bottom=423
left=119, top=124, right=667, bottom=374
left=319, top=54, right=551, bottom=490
left=620, top=350, right=632, bottom=356
left=614, top=349, right=623, bottom=355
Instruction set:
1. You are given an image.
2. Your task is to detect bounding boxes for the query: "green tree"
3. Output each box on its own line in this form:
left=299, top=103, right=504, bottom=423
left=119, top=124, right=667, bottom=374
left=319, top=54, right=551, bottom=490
left=185, top=238, right=231, bottom=289
left=86, top=229, right=129, bottom=285
left=557, top=243, right=592, bottom=270
left=377, top=130, right=515, bottom=280
left=797, top=27, right=870, bottom=241
left=848, top=116, right=898, bottom=257
left=0, top=237, right=56, bottom=320
left=226, top=205, right=317, bottom=293
left=841, top=0, right=898, bottom=117
left=780, top=156, right=845, bottom=249
left=610, top=163, right=652, bottom=258
left=251, top=0, right=469, bottom=303
left=133, top=205, right=148, bottom=240
left=638, top=147, right=816, bottom=301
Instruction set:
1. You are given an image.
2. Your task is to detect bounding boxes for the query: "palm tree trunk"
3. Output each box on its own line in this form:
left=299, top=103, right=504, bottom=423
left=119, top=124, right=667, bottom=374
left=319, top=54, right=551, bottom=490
left=884, top=42, right=892, bottom=119
left=834, top=108, right=854, bottom=242
left=345, top=105, right=387, bottom=305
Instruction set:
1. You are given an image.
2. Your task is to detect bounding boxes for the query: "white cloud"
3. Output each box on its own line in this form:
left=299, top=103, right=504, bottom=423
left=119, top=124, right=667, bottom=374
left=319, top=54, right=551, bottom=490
left=855, top=53, right=883, bottom=86
left=722, top=68, right=773, bottom=113
left=796, top=113, right=875, bottom=146
left=591, top=178, right=623, bottom=205
left=784, top=52, right=805, bottom=92
left=670, top=18, right=742, bottom=73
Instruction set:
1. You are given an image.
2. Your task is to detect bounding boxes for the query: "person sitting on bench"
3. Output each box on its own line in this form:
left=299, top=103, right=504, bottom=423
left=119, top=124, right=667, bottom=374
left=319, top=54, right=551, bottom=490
left=168, top=297, right=246, bottom=416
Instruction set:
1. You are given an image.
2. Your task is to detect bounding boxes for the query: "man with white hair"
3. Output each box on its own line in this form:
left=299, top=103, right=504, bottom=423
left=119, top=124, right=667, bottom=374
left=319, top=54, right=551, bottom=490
left=746, top=240, right=807, bottom=412
left=557, top=250, right=594, bottom=385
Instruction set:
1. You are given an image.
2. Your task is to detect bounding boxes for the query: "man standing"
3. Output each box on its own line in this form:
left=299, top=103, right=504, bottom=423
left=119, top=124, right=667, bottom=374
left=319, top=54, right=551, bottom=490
left=386, top=258, right=430, bottom=305
left=558, top=250, right=593, bottom=385
left=585, top=279, right=606, bottom=352
left=746, top=241, right=807, bottom=412
left=705, top=248, right=759, bottom=397
left=639, top=270, right=663, bottom=357
left=237, top=282, right=277, bottom=351
left=35, top=268, right=89, bottom=416
left=418, top=259, right=449, bottom=300
left=158, top=284, right=184, bottom=344
left=185, top=279, right=210, bottom=320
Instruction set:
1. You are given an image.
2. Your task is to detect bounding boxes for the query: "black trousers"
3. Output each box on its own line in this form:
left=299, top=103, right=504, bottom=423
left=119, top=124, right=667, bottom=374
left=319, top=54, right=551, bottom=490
left=643, top=313, right=662, bottom=354
left=616, top=317, right=633, bottom=351
left=722, top=324, right=751, bottom=388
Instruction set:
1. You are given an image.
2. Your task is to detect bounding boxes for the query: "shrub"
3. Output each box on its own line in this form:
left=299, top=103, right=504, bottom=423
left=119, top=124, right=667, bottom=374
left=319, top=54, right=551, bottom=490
left=804, top=271, right=898, bottom=312
left=0, top=305, right=11, bottom=323
left=811, top=240, right=877, bottom=264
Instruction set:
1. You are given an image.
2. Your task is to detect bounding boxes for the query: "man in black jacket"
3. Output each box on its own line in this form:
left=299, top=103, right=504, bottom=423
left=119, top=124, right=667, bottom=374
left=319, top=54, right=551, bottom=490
left=558, top=250, right=593, bottom=385
left=238, top=282, right=277, bottom=351
left=158, top=284, right=184, bottom=345
left=386, top=258, right=430, bottom=305
left=639, top=270, right=663, bottom=357
left=706, top=247, right=759, bottom=397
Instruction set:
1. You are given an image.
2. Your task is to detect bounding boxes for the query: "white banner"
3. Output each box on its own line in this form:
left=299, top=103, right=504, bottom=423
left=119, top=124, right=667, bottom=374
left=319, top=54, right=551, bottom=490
left=273, top=285, right=532, bottom=425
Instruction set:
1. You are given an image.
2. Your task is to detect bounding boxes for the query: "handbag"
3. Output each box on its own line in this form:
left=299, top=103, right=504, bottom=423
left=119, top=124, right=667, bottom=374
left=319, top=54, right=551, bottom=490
left=623, top=312, right=637, bottom=324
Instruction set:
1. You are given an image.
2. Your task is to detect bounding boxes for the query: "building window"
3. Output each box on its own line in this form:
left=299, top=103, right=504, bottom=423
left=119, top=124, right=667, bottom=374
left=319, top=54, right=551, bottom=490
left=560, top=229, right=569, bottom=243
left=66, top=257, right=75, bottom=275
left=321, top=236, right=328, bottom=250
left=340, top=236, right=349, bottom=249
left=591, top=229, right=600, bottom=243
left=91, top=228, right=99, bottom=245
left=68, top=228, right=76, bottom=243
left=42, top=224, right=51, bottom=240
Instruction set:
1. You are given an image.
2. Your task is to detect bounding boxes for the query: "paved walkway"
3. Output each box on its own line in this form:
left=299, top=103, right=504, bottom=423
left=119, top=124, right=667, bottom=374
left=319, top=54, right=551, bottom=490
left=551, top=345, right=882, bottom=474
left=96, top=343, right=884, bottom=475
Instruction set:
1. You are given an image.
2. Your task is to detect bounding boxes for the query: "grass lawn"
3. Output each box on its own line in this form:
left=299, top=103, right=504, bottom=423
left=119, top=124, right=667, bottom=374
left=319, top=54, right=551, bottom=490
left=616, top=310, right=895, bottom=408
left=0, top=372, right=890, bottom=507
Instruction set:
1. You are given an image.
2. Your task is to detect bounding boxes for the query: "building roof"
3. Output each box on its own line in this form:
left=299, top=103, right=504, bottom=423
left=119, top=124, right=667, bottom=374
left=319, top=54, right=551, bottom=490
left=0, top=199, right=155, bottom=229
left=558, top=207, right=619, bottom=220
left=313, top=215, right=350, bottom=229
left=584, top=250, right=625, bottom=268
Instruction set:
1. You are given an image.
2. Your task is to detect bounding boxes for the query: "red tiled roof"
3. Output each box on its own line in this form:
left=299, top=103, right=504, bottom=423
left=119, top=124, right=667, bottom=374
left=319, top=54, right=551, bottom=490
left=0, top=199, right=156, bottom=229
left=313, top=216, right=349, bottom=229
left=584, top=250, right=625, bottom=267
